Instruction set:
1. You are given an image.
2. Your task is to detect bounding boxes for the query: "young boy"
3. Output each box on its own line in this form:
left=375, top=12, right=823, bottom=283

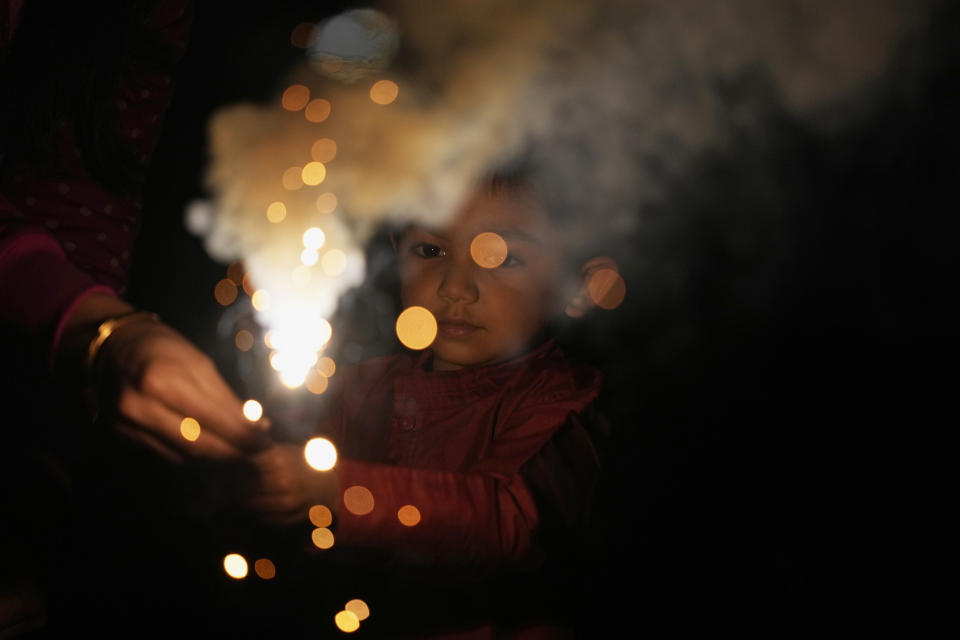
left=244, top=175, right=615, bottom=634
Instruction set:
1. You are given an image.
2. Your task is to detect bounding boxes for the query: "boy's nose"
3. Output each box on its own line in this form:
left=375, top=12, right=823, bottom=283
left=437, top=258, right=479, bottom=304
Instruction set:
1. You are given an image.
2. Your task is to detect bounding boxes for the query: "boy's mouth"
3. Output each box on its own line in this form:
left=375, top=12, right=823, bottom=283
left=437, top=320, right=480, bottom=338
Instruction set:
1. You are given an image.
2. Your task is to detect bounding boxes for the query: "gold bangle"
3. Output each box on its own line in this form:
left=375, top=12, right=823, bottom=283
left=85, top=311, right=160, bottom=381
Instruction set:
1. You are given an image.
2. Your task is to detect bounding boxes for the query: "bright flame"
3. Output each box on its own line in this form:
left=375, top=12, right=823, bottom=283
left=242, top=399, right=263, bottom=422
left=223, top=553, right=248, bottom=579
left=369, top=79, right=398, bottom=105
left=312, top=527, right=335, bottom=549
left=397, top=505, right=421, bottom=527
left=470, top=232, right=508, bottom=268
left=335, top=610, right=360, bottom=633
left=395, top=306, right=438, bottom=350
left=304, top=437, right=338, bottom=471
left=343, top=485, right=374, bottom=515
left=344, top=599, right=370, bottom=622
left=254, top=558, right=276, bottom=580
left=179, top=417, right=201, bottom=442
left=302, top=227, right=326, bottom=250
left=309, top=504, right=333, bottom=528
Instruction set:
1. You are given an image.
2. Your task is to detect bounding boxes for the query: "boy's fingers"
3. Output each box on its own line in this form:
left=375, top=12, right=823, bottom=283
left=117, top=388, right=245, bottom=460
left=114, top=422, right=185, bottom=464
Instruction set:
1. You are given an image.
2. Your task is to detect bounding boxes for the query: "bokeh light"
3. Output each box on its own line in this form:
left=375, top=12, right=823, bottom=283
left=343, top=485, right=374, bottom=516
left=280, top=368, right=308, bottom=389
left=281, top=84, right=310, bottom=111
left=312, top=527, right=335, bottom=549
left=369, top=79, right=399, bottom=105
left=587, top=268, right=626, bottom=310
left=335, top=610, right=360, bottom=633
left=395, top=306, right=437, bottom=350
left=242, top=399, right=263, bottom=422
left=470, top=232, right=508, bottom=269
left=282, top=166, right=305, bottom=191
left=254, top=558, right=276, bottom=580
left=214, top=278, right=238, bottom=306
left=305, top=98, right=332, bottom=123
left=397, top=505, right=421, bottom=527
left=263, top=330, right=276, bottom=348
left=251, top=289, right=272, bottom=311
left=292, top=265, right=312, bottom=286
left=179, top=417, right=201, bottom=442
left=227, top=261, right=245, bottom=285
left=345, top=599, right=370, bottom=622
left=303, top=227, right=326, bottom=250
left=235, top=329, right=254, bottom=351
left=309, top=504, right=333, bottom=528
left=316, top=356, right=336, bottom=378
left=311, top=138, right=337, bottom=163
left=316, top=192, right=338, bottom=214
left=290, top=22, right=315, bottom=49
left=305, top=369, right=329, bottom=395
left=223, top=553, right=248, bottom=579
left=302, top=161, right=327, bottom=186
left=266, top=201, right=287, bottom=223
left=241, top=273, right=255, bottom=296
left=300, top=248, right=320, bottom=266
left=321, top=249, right=347, bottom=276
left=304, top=437, right=338, bottom=471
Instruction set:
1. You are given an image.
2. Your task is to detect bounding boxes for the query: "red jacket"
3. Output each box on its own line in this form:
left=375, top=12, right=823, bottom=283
left=320, top=339, right=604, bottom=568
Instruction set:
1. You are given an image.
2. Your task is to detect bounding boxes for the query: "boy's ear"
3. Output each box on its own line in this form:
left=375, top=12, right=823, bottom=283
left=564, top=256, right=620, bottom=318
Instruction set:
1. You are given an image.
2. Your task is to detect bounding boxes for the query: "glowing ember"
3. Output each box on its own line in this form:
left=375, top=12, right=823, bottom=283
left=470, top=232, right=508, bottom=269
left=335, top=610, right=360, bottom=633
left=281, top=84, right=310, bottom=111
left=235, top=329, right=254, bottom=351
left=587, top=268, right=626, bottom=310
left=254, top=558, right=276, bottom=580
left=179, top=417, right=201, bottom=442
left=223, top=553, right=248, bottom=579
left=369, top=79, right=398, bottom=105
left=305, top=98, right=332, bottom=123
left=301, top=161, right=327, bottom=186
left=316, top=192, right=338, bottom=214
left=266, top=201, right=287, bottom=223
left=345, top=599, right=370, bottom=621
left=343, top=485, right=374, bottom=516
left=303, top=227, right=326, bottom=250
left=242, top=399, right=263, bottom=422
left=395, top=306, right=437, bottom=350
left=311, top=138, right=337, bottom=163
left=397, top=505, right=421, bottom=527
left=312, top=527, right=335, bottom=549
left=309, top=504, right=333, bottom=528
left=214, top=278, right=238, bottom=306
left=304, top=437, right=338, bottom=471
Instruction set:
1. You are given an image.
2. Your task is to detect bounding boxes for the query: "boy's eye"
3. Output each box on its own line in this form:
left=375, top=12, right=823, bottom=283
left=500, top=254, right=523, bottom=268
left=411, top=242, right=446, bottom=258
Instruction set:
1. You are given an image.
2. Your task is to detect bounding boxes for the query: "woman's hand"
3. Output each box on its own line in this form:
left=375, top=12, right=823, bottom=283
left=244, top=443, right=339, bottom=525
left=58, top=293, right=269, bottom=462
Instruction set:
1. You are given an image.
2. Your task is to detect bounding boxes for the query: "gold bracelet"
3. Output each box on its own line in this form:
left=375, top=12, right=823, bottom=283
left=85, top=311, right=160, bottom=381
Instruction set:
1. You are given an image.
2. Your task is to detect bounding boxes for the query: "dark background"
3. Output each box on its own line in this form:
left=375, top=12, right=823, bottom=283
left=5, top=0, right=955, bottom=636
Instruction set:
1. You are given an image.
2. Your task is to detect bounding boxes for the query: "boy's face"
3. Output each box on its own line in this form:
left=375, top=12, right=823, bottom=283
left=398, top=187, right=564, bottom=371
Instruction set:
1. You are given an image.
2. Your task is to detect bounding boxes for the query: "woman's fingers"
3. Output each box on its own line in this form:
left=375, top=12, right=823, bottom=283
left=116, top=387, right=246, bottom=460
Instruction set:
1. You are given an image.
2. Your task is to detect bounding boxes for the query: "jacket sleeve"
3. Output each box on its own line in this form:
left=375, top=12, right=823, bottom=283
left=330, top=395, right=605, bottom=568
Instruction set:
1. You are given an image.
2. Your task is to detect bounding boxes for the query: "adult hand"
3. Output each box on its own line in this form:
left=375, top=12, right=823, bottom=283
left=57, top=293, right=269, bottom=463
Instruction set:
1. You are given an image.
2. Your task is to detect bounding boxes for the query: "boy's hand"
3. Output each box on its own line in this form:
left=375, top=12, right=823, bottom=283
left=245, top=443, right=339, bottom=525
